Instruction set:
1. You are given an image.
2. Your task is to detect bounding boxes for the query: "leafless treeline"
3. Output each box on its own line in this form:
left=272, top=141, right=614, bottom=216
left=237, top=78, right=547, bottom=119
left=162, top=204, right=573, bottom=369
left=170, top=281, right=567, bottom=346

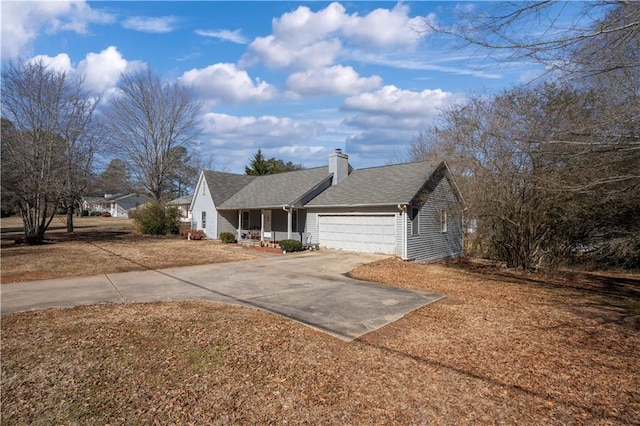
left=412, top=1, right=639, bottom=269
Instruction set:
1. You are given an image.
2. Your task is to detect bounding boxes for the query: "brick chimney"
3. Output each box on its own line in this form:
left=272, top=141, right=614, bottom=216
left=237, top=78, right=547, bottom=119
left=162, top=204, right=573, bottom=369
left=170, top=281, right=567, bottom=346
left=328, top=149, right=349, bottom=185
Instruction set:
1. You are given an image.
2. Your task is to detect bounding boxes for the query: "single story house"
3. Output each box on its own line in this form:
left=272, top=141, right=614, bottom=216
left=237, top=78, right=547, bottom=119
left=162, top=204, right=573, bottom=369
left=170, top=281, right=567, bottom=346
left=190, top=150, right=466, bottom=262
left=168, top=195, right=193, bottom=222
left=102, top=193, right=153, bottom=218
left=81, top=196, right=106, bottom=214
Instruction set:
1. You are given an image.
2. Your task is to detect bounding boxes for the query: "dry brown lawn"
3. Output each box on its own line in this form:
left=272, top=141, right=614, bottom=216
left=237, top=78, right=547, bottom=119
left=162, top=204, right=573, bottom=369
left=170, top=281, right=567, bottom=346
left=1, top=217, right=639, bottom=424
left=0, top=216, right=257, bottom=283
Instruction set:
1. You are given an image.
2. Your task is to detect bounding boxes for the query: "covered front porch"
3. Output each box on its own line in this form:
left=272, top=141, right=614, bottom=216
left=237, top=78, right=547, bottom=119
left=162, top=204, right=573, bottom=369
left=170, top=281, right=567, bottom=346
left=235, top=208, right=305, bottom=243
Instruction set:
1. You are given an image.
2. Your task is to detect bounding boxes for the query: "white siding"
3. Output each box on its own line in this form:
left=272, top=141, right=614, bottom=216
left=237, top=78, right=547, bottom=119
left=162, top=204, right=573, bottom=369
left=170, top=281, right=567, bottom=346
left=190, top=174, right=217, bottom=238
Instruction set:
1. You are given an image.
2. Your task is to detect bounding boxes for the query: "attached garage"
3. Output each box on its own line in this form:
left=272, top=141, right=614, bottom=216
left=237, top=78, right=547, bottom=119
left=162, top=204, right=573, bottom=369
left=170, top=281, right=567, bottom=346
left=318, top=214, right=396, bottom=254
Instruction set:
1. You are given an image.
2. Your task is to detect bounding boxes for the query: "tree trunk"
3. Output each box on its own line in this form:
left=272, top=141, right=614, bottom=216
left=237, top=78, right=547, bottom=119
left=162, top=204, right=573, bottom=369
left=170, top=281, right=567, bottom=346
left=66, top=205, right=74, bottom=233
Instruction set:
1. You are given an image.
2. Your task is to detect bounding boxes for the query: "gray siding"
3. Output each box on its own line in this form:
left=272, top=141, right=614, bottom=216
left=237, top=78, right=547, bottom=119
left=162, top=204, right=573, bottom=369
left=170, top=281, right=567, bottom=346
left=306, top=211, right=319, bottom=244
left=406, top=177, right=463, bottom=262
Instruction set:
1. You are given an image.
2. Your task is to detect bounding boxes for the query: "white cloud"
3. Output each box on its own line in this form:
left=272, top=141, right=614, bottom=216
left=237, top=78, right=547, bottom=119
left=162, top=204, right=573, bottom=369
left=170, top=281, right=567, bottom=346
left=180, top=63, right=276, bottom=104
left=348, top=51, right=504, bottom=79
left=241, top=2, right=432, bottom=70
left=341, top=85, right=465, bottom=162
left=342, top=114, right=427, bottom=131
left=202, top=113, right=326, bottom=147
left=343, top=85, right=464, bottom=118
left=77, top=46, right=145, bottom=94
left=272, top=2, right=347, bottom=44
left=242, top=35, right=341, bottom=70
left=285, top=65, right=382, bottom=97
left=1, top=1, right=114, bottom=58
left=341, top=3, right=430, bottom=49
left=195, top=29, right=247, bottom=44
left=121, top=16, right=177, bottom=33
left=28, top=53, right=74, bottom=74
left=201, top=113, right=329, bottom=172
left=25, top=47, right=144, bottom=97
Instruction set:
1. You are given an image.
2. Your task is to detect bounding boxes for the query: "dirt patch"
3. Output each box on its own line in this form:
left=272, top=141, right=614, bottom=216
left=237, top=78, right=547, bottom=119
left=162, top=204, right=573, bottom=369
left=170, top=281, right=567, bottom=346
left=1, top=216, right=257, bottom=283
left=2, top=258, right=639, bottom=424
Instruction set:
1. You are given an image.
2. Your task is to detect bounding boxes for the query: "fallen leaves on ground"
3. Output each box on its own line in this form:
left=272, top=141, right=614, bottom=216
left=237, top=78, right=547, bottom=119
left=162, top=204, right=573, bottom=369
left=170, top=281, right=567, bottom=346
left=2, top=258, right=638, bottom=424
left=0, top=217, right=257, bottom=283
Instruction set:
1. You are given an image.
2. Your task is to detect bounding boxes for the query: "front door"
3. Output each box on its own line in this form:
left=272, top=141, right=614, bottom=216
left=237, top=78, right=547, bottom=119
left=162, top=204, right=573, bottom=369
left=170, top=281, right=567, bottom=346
left=262, top=209, right=272, bottom=239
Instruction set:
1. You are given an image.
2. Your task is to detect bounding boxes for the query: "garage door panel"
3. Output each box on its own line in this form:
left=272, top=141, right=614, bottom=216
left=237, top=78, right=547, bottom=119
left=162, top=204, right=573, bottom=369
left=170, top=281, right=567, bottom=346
left=318, top=215, right=396, bottom=254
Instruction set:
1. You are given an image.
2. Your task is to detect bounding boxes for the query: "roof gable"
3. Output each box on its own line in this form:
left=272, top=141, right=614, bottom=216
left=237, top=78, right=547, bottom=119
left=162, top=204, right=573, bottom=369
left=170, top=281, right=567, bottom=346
left=305, top=160, right=451, bottom=207
left=219, top=167, right=332, bottom=209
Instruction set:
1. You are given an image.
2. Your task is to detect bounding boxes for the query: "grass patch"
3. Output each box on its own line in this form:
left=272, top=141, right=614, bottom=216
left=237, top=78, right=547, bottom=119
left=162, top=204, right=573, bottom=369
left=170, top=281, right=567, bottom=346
left=0, top=216, right=257, bottom=283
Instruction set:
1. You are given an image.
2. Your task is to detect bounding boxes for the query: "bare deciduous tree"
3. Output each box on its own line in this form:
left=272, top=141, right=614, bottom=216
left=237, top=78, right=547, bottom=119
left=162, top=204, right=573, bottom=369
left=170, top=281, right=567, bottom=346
left=1, top=59, right=101, bottom=241
left=421, top=81, right=639, bottom=269
left=416, top=1, right=640, bottom=269
left=426, top=1, right=640, bottom=78
left=104, top=69, right=202, bottom=201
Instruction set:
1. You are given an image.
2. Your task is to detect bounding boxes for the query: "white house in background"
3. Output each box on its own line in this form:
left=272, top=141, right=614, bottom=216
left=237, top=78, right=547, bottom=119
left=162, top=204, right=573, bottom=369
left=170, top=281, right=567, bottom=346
left=102, top=193, right=153, bottom=218
left=190, top=150, right=466, bottom=263
left=168, top=195, right=193, bottom=222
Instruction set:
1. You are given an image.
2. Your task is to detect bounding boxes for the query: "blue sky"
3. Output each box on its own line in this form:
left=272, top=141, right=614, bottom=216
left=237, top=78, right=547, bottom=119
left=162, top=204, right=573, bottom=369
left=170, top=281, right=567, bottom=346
left=2, top=1, right=552, bottom=173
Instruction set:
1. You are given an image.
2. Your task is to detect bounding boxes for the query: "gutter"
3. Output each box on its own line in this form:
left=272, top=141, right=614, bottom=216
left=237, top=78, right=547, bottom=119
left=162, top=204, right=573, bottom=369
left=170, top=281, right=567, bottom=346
left=303, top=202, right=411, bottom=209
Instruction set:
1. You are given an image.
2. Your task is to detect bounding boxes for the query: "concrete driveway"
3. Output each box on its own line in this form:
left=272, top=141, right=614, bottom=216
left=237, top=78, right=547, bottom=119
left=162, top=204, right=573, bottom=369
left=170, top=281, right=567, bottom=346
left=0, top=250, right=443, bottom=341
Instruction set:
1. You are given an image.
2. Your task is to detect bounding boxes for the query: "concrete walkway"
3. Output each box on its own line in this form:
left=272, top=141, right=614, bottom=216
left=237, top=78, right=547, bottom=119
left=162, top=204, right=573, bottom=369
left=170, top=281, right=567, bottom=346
left=1, top=250, right=444, bottom=341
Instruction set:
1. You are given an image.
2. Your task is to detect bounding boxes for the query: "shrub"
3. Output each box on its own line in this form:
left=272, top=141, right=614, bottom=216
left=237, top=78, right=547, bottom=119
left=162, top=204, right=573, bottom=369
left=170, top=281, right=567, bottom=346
left=101, top=211, right=111, bottom=217
left=80, top=210, right=89, bottom=217
left=219, top=232, right=236, bottom=243
left=129, top=201, right=181, bottom=235
left=279, top=239, right=303, bottom=253
left=186, top=229, right=206, bottom=240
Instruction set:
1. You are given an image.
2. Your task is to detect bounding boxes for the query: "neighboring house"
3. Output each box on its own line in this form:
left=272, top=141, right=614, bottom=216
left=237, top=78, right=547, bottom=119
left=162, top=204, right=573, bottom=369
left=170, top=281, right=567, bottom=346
left=190, top=150, right=466, bottom=262
left=102, top=193, right=153, bottom=218
left=168, top=195, right=193, bottom=222
left=81, top=196, right=105, bottom=214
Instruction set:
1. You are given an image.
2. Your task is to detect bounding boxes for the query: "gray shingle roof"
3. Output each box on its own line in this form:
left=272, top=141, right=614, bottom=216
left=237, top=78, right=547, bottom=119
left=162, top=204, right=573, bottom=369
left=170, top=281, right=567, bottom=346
left=219, top=167, right=332, bottom=209
left=168, top=195, right=193, bottom=205
left=305, top=160, right=443, bottom=207
left=203, top=171, right=256, bottom=206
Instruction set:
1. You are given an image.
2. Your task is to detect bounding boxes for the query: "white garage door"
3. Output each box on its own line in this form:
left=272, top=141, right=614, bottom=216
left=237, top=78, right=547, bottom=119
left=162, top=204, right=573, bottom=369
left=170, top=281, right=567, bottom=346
left=318, top=214, right=396, bottom=254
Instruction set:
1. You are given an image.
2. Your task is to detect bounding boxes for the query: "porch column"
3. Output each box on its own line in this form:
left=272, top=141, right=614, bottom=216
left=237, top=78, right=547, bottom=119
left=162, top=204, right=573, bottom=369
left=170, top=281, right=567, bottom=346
left=260, top=210, right=264, bottom=241
left=237, top=210, right=242, bottom=240
left=286, top=207, right=292, bottom=240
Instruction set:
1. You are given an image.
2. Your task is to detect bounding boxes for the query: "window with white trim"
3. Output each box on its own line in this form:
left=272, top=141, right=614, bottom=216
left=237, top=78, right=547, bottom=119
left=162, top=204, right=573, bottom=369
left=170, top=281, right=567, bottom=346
left=201, top=211, right=207, bottom=228
left=411, top=207, right=419, bottom=236
left=440, top=210, right=447, bottom=233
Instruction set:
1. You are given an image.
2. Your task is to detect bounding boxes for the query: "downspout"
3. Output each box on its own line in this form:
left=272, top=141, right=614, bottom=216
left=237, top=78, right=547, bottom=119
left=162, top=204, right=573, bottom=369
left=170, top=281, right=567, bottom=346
left=397, top=204, right=408, bottom=260
left=283, top=205, right=292, bottom=240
